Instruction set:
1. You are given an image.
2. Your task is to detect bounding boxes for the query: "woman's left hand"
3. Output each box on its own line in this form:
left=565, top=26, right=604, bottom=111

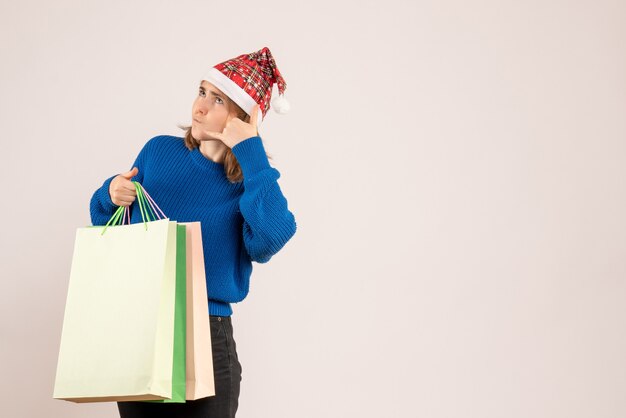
left=202, top=104, right=260, bottom=149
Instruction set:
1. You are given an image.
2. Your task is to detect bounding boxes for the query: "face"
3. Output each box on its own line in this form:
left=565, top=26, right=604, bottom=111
left=191, top=81, right=235, bottom=141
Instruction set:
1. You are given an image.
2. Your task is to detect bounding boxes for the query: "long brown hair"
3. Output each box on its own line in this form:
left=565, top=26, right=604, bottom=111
left=178, top=96, right=271, bottom=183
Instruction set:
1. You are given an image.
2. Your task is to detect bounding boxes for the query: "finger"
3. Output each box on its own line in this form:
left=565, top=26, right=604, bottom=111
left=249, top=104, right=259, bottom=128
left=121, top=167, right=139, bottom=179
left=117, top=190, right=137, bottom=198
left=117, top=198, right=135, bottom=206
left=122, top=167, right=137, bottom=178
left=112, top=196, right=133, bottom=206
left=113, top=185, right=136, bottom=194
left=120, top=182, right=137, bottom=192
left=112, top=193, right=135, bottom=205
left=117, top=191, right=136, bottom=199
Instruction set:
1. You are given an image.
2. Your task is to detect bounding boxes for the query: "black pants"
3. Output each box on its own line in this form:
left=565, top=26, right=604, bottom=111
left=117, top=315, right=242, bottom=418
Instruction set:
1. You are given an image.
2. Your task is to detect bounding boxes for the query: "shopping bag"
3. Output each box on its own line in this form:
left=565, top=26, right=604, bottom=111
left=133, top=191, right=217, bottom=401
left=54, top=182, right=180, bottom=403
left=180, top=222, right=215, bottom=399
left=144, top=220, right=215, bottom=401
left=143, top=222, right=187, bottom=404
left=139, top=192, right=216, bottom=400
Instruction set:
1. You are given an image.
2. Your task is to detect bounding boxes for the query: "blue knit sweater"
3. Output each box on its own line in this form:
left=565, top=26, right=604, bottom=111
left=89, top=135, right=297, bottom=316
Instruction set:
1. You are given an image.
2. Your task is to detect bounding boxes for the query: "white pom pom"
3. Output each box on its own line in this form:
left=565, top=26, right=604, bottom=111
left=271, top=94, right=290, bottom=114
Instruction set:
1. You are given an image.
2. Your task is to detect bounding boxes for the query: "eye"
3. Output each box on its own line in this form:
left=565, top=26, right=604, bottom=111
left=198, top=88, right=224, bottom=105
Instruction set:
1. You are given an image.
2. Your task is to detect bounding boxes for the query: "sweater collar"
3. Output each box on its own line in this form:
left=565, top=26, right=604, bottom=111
left=190, top=146, right=226, bottom=172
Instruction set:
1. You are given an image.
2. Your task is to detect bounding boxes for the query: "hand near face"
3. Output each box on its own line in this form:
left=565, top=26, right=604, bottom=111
left=202, top=104, right=260, bottom=148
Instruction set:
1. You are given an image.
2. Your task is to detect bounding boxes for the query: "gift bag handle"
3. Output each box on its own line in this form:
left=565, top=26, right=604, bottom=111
left=101, top=182, right=167, bottom=235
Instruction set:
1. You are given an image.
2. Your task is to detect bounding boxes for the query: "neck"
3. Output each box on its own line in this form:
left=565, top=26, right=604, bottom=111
left=198, top=139, right=228, bottom=164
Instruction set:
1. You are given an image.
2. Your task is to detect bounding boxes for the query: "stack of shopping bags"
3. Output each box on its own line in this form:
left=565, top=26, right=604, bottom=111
left=53, top=182, right=215, bottom=403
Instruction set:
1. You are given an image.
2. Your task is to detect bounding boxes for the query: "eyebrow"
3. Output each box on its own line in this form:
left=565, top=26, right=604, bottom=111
left=199, top=85, right=224, bottom=98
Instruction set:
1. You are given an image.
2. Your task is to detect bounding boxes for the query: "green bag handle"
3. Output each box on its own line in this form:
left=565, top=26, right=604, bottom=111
left=101, top=182, right=166, bottom=235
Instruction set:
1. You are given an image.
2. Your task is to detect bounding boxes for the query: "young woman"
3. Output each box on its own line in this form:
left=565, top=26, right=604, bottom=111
left=89, top=47, right=297, bottom=418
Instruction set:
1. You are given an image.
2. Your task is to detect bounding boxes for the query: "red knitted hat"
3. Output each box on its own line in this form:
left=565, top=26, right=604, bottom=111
left=202, top=47, right=290, bottom=128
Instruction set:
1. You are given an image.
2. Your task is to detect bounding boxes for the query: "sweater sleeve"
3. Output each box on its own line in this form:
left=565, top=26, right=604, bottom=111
left=89, top=139, right=149, bottom=226
left=231, top=136, right=297, bottom=263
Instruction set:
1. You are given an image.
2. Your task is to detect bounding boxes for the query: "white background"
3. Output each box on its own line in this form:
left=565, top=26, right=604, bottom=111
left=1, top=0, right=625, bottom=417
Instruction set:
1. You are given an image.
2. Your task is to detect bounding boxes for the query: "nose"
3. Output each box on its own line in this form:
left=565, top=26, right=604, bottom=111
left=195, top=98, right=209, bottom=116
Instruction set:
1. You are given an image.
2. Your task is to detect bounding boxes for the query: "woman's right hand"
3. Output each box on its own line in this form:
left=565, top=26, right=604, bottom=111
left=109, top=167, right=139, bottom=207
